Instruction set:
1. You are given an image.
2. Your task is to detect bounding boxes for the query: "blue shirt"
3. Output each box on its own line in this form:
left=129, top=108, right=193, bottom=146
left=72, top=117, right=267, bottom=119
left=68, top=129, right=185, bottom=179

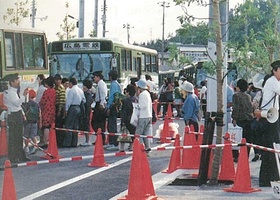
left=107, top=80, right=122, bottom=108
left=182, top=93, right=200, bottom=122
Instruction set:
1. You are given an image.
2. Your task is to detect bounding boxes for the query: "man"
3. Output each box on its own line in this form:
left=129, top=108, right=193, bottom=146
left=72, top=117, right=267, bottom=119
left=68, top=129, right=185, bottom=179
left=63, top=78, right=85, bottom=147
left=91, top=71, right=107, bottom=145
left=200, top=80, right=207, bottom=117
left=135, top=79, right=153, bottom=154
left=106, top=70, right=122, bottom=150
left=3, top=73, right=30, bottom=163
left=54, top=74, right=66, bottom=147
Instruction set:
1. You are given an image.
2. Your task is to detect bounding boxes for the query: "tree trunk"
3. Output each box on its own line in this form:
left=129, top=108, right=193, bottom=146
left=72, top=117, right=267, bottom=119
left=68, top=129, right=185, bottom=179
left=209, top=0, right=224, bottom=185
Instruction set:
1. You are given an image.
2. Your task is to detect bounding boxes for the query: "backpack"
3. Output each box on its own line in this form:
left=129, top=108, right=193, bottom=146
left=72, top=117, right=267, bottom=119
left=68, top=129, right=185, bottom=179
left=22, top=102, right=39, bottom=123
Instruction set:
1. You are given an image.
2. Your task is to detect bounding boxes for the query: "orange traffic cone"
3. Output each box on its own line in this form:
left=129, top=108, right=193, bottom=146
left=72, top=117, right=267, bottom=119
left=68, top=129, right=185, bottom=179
left=41, top=123, right=62, bottom=159
left=160, top=116, right=172, bottom=143
left=224, top=138, right=261, bottom=193
left=0, top=121, right=8, bottom=156
left=1, top=160, right=17, bottom=200
left=218, top=133, right=235, bottom=181
left=166, top=103, right=173, bottom=119
left=118, top=138, right=163, bottom=200
left=88, top=128, right=108, bottom=167
left=179, top=126, right=200, bottom=169
left=162, top=134, right=181, bottom=173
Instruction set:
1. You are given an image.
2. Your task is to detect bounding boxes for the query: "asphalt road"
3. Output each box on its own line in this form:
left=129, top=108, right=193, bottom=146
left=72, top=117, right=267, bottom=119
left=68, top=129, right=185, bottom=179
left=0, top=118, right=185, bottom=200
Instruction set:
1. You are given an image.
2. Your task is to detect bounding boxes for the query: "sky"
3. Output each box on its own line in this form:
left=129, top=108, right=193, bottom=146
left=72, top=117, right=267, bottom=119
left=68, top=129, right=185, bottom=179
left=0, top=0, right=244, bottom=44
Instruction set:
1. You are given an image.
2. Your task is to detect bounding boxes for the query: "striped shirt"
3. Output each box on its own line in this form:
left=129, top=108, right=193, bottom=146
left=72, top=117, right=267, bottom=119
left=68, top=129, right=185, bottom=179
left=55, top=84, right=66, bottom=112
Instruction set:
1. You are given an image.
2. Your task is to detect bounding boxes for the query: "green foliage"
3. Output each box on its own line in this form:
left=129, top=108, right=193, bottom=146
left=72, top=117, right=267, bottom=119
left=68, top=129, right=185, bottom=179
left=3, top=0, right=29, bottom=26
left=56, top=2, right=76, bottom=40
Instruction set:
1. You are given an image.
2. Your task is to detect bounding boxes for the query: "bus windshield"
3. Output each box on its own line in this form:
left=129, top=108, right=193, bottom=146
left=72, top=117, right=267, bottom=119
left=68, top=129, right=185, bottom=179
left=50, top=53, right=113, bottom=81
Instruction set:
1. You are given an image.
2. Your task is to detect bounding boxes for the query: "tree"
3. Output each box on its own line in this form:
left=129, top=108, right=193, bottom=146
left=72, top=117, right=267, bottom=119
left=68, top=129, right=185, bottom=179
left=56, top=2, right=76, bottom=40
left=173, top=0, right=225, bottom=185
left=3, top=0, right=29, bottom=26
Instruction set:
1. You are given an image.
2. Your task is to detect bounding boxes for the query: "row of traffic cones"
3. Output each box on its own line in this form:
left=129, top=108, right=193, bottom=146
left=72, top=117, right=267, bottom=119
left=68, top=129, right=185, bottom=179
left=162, top=129, right=261, bottom=193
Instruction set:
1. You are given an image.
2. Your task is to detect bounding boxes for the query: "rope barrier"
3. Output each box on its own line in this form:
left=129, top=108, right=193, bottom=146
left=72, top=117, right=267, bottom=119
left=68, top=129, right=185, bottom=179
left=0, top=152, right=133, bottom=171
left=246, top=143, right=280, bottom=154
left=54, top=127, right=176, bottom=140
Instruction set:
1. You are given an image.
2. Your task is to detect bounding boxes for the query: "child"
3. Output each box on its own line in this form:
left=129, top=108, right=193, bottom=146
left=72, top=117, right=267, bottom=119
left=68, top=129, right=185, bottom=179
left=22, top=89, right=42, bottom=154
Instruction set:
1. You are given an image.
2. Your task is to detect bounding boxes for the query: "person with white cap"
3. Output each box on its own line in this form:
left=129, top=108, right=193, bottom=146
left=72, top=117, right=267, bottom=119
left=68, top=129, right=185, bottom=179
left=135, top=78, right=153, bottom=153
left=180, top=81, right=200, bottom=132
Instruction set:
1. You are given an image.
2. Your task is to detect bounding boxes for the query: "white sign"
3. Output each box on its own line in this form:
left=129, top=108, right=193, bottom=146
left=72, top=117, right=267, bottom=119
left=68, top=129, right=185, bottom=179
left=63, top=42, right=100, bottom=51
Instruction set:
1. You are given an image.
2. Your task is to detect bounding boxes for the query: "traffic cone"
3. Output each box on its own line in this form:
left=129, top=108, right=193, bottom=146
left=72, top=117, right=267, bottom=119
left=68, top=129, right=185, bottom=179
left=166, top=103, right=173, bottom=118
left=0, top=121, right=8, bottom=156
left=159, top=116, right=172, bottom=143
left=118, top=138, right=163, bottom=200
left=224, top=138, right=261, bottom=193
left=1, top=160, right=17, bottom=200
left=88, top=128, right=108, bottom=167
left=179, top=126, right=200, bottom=169
left=218, top=133, right=235, bottom=181
left=162, top=134, right=181, bottom=173
left=41, top=123, right=62, bottom=160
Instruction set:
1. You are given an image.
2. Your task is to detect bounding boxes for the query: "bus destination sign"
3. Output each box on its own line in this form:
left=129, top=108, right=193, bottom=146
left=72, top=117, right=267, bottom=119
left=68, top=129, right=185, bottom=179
left=63, top=42, right=100, bottom=51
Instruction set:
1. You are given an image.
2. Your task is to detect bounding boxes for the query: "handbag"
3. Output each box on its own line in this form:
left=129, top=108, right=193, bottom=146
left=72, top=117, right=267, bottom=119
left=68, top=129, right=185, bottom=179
left=118, top=125, right=132, bottom=143
left=130, top=102, right=140, bottom=127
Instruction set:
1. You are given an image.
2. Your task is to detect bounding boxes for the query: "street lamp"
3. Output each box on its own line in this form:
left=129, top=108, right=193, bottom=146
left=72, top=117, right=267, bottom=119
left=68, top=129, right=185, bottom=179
left=123, top=23, right=134, bottom=44
left=158, top=1, right=170, bottom=66
left=67, top=15, right=79, bottom=28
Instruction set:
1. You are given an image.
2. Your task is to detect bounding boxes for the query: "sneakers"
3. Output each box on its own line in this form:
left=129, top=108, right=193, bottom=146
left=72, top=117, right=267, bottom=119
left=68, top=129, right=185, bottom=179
left=30, top=146, right=38, bottom=154
left=106, top=145, right=119, bottom=151
left=80, top=142, right=91, bottom=146
left=103, top=144, right=111, bottom=149
left=24, top=147, right=29, bottom=153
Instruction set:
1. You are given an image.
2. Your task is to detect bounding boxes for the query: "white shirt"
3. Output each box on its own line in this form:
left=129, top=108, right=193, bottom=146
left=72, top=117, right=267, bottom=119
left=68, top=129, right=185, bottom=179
left=65, top=85, right=85, bottom=111
left=3, top=87, right=25, bottom=114
left=200, top=86, right=207, bottom=100
left=36, top=84, right=46, bottom=103
left=138, top=90, right=152, bottom=118
left=147, top=80, right=157, bottom=92
left=95, top=79, right=107, bottom=107
left=261, top=76, right=280, bottom=110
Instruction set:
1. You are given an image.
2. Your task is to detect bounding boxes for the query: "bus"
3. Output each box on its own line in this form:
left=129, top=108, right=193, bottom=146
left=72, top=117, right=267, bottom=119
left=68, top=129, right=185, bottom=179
left=48, top=38, right=159, bottom=89
left=158, top=69, right=180, bottom=88
left=0, top=27, right=48, bottom=91
left=179, top=61, right=237, bottom=88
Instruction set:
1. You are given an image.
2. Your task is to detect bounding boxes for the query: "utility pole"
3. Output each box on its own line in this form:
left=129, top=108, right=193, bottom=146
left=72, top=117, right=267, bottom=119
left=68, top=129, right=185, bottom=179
left=101, top=0, right=107, bottom=37
left=31, top=0, right=36, bottom=28
left=79, top=0, right=85, bottom=38
left=123, top=23, right=134, bottom=44
left=93, top=0, right=98, bottom=37
left=158, top=1, right=170, bottom=66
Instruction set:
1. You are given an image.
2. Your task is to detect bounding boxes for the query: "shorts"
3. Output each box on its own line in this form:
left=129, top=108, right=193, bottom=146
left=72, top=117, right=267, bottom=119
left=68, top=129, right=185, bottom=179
left=24, top=123, right=38, bottom=138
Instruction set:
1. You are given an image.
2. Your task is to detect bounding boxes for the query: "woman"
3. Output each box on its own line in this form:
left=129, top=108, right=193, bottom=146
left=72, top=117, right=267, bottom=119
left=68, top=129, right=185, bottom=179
left=39, top=76, right=56, bottom=148
left=180, top=81, right=200, bottom=132
left=256, top=60, right=280, bottom=187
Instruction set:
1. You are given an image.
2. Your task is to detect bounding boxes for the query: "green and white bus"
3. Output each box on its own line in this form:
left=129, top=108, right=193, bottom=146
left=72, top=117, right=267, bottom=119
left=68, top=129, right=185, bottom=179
left=48, top=38, right=159, bottom=89
left=0, top=27, right=48, bottom=91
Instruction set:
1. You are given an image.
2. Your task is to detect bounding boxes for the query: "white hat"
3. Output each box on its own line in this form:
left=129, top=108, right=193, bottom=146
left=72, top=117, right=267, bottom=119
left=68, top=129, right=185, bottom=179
left=180, top=81, right=194, bottom=93
left=136, top=79, right=148, bottom=89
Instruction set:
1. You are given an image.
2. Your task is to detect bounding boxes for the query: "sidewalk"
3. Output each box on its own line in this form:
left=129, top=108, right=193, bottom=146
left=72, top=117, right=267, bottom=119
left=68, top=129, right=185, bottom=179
left=155, top=153, right=277, bottom=200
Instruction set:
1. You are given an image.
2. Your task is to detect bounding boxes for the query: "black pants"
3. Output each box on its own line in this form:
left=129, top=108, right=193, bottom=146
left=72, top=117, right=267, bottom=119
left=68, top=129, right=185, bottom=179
left=107, top=105, right=119, bottom=146
left=7, top=111, right=26, bottom=162
left=259, top=119, right=280, bottom=186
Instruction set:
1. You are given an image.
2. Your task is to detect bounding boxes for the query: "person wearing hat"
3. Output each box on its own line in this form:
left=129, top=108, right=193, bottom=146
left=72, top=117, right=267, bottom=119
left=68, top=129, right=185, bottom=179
left=91, top=71, right=107, bottom=145
left=135, top=79, right=153, bottom=153
left=22, top=89, right=41, bottom=155
left=105, top=70, right=122, bottom=150
left=3, top=73, right=31, bottom=163
left=180, top=81, right=200, bottom=132
left=255, top=60, right=280, bottom=187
